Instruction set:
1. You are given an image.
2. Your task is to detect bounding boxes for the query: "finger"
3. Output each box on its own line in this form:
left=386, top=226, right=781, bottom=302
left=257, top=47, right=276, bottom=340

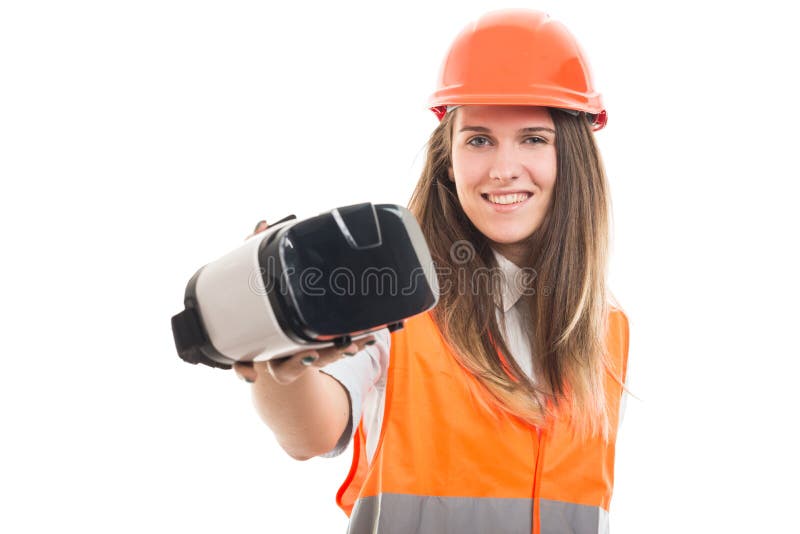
left=313, top=335, right=377, bottom=367
left=341, top=336, right=377, bottom=356
left=267, top=350, right=319, bottom=385
left=354, top=335, right=377, bottom=351
left=266, top=335, right=380, bottom=382
left=233, top=361, right=257, bottom=383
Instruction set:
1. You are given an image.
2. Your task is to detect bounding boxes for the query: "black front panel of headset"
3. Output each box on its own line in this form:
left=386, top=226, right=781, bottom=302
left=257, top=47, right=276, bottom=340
left=259, top=203, right=436, bottom=341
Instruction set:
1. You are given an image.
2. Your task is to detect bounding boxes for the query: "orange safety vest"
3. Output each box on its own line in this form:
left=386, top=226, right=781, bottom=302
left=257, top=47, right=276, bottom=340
left=337, top=308, right=630, bottom=534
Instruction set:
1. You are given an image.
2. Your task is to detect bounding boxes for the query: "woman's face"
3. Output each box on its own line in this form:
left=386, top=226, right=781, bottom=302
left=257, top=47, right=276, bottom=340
left=449, top=105, right=557, bottom=265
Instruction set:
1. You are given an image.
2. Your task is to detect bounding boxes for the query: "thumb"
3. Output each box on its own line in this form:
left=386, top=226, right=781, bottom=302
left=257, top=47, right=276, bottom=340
left=245, top=220, right=270, bottom=240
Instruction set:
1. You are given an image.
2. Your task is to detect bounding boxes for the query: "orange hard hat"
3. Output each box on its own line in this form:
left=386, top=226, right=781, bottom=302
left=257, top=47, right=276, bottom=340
left=429, top=9, right=607, bottom=130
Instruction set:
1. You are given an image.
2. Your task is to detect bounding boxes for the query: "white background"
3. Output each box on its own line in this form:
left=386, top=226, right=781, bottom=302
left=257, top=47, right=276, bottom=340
left=1, top=0, right=798, bottom=532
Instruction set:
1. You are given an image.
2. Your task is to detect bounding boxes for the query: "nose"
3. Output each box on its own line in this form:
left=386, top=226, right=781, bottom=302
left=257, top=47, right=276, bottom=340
left=488, top=143, right=523, bottom=182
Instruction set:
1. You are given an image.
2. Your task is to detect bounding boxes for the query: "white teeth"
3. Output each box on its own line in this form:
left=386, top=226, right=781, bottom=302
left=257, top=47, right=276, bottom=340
left=486, top=193, right=531, bottom=205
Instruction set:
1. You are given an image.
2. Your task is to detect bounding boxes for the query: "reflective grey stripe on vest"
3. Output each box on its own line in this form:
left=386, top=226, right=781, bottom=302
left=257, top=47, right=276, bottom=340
left=348, top=494, right=609, bottom=534
left=540, top=499, right=609, bottom=534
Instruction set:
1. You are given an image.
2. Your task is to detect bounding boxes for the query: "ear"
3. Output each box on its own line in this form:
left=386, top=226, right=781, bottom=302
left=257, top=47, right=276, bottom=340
left=447, top=166, right=454, bottom=182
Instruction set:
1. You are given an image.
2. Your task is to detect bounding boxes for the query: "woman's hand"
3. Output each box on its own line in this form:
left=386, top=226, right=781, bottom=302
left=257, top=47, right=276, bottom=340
left=233, top=219, right=376, bottom=385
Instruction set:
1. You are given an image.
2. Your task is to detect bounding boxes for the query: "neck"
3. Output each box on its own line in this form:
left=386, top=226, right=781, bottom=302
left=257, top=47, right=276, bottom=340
left=491, top=242, right=527, bottom=268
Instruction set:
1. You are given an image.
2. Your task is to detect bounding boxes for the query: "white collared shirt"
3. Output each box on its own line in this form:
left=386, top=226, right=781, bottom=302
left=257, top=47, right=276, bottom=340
left=491, top=248, right=536, bottom=379
left=320, top=248, right=535, bottom=460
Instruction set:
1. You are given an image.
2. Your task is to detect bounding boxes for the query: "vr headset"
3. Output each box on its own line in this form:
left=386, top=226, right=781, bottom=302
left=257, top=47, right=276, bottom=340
left=171, top=202, right=439, bottom=369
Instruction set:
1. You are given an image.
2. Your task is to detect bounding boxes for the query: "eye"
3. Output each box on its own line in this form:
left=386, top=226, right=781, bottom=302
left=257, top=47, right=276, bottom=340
left=466, top=135, right=492, bottom=147
left=523, top=136, right=547, bottom=144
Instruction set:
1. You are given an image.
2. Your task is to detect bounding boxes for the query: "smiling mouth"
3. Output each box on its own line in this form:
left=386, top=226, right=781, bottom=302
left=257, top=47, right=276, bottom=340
left=481, top=192, right=533, bottom=205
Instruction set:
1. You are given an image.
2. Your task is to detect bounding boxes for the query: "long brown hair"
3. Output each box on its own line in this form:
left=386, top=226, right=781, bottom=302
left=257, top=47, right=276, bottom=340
left=407, top=107, right=618, bottom=439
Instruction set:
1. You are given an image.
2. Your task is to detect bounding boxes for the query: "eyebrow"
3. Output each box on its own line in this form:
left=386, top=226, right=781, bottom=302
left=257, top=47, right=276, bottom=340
left=458, top=126, right=556, bottom=135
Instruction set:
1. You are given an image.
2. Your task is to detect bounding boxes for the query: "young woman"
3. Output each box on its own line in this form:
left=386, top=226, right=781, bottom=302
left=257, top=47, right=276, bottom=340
left=236, top=9, right=629, bottom=534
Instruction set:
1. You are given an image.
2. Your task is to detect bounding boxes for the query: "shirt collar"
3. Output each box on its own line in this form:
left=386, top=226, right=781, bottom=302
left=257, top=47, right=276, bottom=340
left=491, top=248, right=525, bottom=313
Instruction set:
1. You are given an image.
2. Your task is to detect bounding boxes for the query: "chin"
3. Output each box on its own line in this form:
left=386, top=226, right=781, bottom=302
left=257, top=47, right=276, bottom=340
left=483, top=226, right=538, bottom=244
